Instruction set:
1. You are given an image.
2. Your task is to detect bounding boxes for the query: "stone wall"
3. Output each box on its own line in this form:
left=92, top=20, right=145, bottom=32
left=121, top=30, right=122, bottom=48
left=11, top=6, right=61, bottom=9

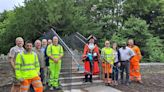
left=0, top=54, right=8, bottom=62
left=0, top=55, right=13, bottom=87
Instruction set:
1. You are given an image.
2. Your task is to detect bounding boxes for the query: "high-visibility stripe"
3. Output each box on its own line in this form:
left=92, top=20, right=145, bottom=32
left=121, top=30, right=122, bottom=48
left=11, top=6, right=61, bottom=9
left=32, top=80, right=43, bottom=88
left=52, top=54, right=60, bottom=55
left=15, top=63, right=21, bottom=65
left=35, top=66, right=40, bottom=68
left=32, top=80, right=41, bottom=84
left=21, top=85, right=29, bottom=92
left=21, top=85, right=29, bottom=89
left=22, top=63, right=35, bottom=66
left=20, top=52, right=37, bottom=66
left=21, top=90, right=28, bottom=92
left=15, top=68, right=20, bottom=70
left=21, top=68, right=36, bottom=71
left=34, top=84, right=43, bottom=88
left=50, top=45, right=62, bottom=56
left=19, top=52, right=38, bottom=73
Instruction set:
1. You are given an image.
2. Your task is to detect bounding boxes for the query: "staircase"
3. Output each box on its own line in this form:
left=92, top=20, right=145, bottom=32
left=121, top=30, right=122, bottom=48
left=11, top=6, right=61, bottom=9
left=60, top=52, right=103, bottom=90
left=51, top=29, right=103, bottom=90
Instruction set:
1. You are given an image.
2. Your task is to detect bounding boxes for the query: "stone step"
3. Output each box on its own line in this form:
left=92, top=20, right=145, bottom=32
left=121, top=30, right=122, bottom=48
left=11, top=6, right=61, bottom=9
left=61, top=62, right=80, bottom=66
left=61, top=80, right=103, bottom=90
left=60, top=71, right=84, bottom=77
left=61, top=66, right=80, bottom=72
left=60, top=75, right=100, bottom=83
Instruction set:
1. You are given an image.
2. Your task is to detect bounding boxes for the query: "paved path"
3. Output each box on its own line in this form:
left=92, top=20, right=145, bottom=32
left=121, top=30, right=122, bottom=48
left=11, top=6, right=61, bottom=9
left=63, top=85, right=122, bottom=92
left=140, top=63, right=164, bottom=66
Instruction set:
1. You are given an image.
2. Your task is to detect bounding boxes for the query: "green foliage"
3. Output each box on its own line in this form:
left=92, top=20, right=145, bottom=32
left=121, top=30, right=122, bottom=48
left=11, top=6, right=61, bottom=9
left=112, top=16, right=164, bottom=62
left=46, top=0, right=100, bottom=36
left=145, top=36, right=164, bottom=62
left=0, top=0, right=49, bottom=54
left=0, top=0, right=163, bottom=62
left=120, top=16, right=151, bottom=46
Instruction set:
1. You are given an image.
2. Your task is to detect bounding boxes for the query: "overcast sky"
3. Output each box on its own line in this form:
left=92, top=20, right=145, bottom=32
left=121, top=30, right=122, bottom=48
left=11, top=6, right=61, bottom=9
left=0, top=0, right=24, bottom=13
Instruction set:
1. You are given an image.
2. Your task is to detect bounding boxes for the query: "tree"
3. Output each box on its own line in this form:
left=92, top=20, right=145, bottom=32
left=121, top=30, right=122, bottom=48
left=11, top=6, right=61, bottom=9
left=111, top=16, right=164, bottom=62
left=0, top=0, right=49, bottom=54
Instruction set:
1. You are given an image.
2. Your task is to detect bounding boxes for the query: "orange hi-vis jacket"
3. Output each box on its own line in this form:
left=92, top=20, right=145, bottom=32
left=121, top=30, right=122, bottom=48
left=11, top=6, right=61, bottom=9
left=129, top=45, right=142, bottom=65
left=129, top=45, right=142, bottom=81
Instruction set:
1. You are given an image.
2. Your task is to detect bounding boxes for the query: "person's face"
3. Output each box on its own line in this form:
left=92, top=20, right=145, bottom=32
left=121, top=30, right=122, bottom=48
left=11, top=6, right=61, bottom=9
left=35, top=41, right=41, bottom=49
left=122, top=43, right=127, bottom=48
left=112, top=43, right=117, bottom=49
left=48, top=40, right=52, bottom=45
left=89, top=38, right=94, bottom=44
left=42, top=40, right=47, bottom=47
left=25, top=43, right=33, bottom=52
left=16, top=39, right=24, bottom=47
left=128, top=40, right=134, bottom=46
left=53, top=37, right=58, bottom=45
left=105, top=42, right=110, bottom=47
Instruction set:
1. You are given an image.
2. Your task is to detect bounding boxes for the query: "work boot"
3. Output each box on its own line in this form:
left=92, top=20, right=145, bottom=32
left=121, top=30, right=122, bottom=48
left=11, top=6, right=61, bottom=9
left=54, top=86, right=62, bottom=90
left=84, top=75, right=88, bottom=82
left=89, top=75, right=93, bottom=83
left=49, top=87, right=54, bottom=91
left=138, top=80, right=143, bottom=84
left=125, top=82, right=129, bottom=86
left=121, top=80, right=124, bottom=84
left=115, top=81, right=118, bottom=86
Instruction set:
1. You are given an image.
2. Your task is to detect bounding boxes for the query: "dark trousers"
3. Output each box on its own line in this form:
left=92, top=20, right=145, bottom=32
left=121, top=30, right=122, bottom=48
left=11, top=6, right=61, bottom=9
left=112, top=66, right=119, bottom=81
left=120, top=61, right=130, bottom=83
left=85, top=61, right=93, bottom=82
left=40, top=68, right=45, bottom=83
left=29, top=85, right=34, bottom=92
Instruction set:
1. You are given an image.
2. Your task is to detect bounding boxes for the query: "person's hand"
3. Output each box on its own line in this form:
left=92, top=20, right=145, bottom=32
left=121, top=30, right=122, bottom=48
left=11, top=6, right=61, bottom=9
left=18, top=78, right=24, bottom=82
left=53, top=58, right=59, bottom=63
left=117, top=62, right=121, bottom=67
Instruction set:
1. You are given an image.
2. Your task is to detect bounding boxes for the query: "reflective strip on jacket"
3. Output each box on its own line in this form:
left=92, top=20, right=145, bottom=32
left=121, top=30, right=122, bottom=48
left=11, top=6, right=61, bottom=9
left=46, top=44, right=64, bottom=63
left=101, top=47, right=115, bottom=65
left=15, top=51, right=40, bottom=80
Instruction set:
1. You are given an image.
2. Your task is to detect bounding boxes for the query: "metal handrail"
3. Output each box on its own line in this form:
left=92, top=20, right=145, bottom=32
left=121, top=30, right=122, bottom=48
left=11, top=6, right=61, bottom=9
left=51, top=28, right=80, bottom=67
left=76, top=32, right=87, bottom=41
left=75, top=32, right=101, bottom=50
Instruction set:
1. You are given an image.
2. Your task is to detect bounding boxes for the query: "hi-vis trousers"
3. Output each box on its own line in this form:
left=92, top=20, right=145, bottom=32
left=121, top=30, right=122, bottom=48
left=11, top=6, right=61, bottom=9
left=20, top=76, right=43, bottom=92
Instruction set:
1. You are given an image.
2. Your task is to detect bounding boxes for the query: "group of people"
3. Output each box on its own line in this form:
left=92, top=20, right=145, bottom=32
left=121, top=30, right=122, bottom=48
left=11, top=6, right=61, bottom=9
left=8, top=34, right=142, bottom=92
left=82, top=35, right=142, bottom=86
left=8, top=36, right=64, bottom=92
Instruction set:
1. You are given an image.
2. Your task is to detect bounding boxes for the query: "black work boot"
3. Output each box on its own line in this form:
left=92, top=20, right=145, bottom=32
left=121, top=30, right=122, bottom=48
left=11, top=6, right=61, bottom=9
left=84, top=74, right=88, bottom=82
left=89, top=75, right=93, bottom=83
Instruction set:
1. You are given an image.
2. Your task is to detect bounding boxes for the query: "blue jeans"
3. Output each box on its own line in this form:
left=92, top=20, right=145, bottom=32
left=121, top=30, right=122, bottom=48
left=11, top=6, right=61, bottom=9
left=112, top=66, right=119, bottom=81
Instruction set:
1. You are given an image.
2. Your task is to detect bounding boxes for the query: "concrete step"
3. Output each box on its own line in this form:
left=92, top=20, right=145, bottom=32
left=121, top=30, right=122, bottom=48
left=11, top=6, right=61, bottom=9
left=61, top=80, right=103, bottom=90
left=61, top=66, right=79, bottom=72
left=60, top=75, right=100, bottom=83
left=61, top=62, right=80, bottom=66
left=60, top=71, right=84, bottom=77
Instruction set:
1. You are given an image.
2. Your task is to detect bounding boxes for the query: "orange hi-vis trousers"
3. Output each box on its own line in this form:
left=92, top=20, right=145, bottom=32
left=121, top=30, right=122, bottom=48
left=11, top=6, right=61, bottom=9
left=130, top=57, right=141, bottom=81
left=102, top=62, right=112, bottom=83
left=20, top=76, right=43, bottom=92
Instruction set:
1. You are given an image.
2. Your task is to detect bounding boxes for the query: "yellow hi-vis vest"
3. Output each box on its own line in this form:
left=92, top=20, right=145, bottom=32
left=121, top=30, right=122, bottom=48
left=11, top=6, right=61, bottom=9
left=101, top=47, right=114, bottom=65
left=15, top=51, right=40, bottom=80
left=46, top=44, right=64, bottom=63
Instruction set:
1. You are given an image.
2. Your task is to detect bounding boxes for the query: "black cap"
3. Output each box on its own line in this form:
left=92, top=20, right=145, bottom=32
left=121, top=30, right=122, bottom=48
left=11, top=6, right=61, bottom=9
left=87, top=35, right=97, bottom=41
